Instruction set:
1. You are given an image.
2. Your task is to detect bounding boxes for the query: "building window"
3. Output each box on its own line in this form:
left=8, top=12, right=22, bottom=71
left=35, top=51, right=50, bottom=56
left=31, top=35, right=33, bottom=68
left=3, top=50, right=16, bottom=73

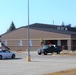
left=18, top=40, right=22, bottom=46
left=4, top=40, right=8, bottom=46
left=57, top=27, right=65, bottom=30
left=61, top=27, right=64, bottom=30
left=65, top=28, right=67, bottom=30
left=57, top=27, right=60, bottom=30
left=29, top=40, right=32, bottom=46
left=0, top=42, right=1, bottom=47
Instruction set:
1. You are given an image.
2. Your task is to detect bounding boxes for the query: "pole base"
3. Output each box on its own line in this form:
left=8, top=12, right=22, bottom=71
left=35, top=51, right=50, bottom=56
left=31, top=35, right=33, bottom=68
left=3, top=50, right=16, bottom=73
left=26, top=55, right=31, bottom=62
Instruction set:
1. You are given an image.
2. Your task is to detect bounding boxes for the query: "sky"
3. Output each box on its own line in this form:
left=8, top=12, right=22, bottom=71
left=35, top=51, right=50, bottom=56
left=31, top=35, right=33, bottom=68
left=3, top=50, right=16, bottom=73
left=0, top=0, right=76, bottom=34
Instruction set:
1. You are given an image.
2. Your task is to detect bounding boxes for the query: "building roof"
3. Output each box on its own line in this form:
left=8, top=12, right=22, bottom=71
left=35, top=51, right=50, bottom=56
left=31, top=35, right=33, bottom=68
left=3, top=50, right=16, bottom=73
left=1, top=23, right=76, bottom=36
left=26, top=23, right=76, bottom=35
left=29, top=23, right=59, bottom=29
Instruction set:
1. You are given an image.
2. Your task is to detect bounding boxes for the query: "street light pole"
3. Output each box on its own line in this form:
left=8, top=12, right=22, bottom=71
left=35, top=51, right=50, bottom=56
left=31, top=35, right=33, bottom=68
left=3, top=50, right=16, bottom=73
left=27, top=0, right=31, bottom=62
left=0, top=35, right=2, bottom=48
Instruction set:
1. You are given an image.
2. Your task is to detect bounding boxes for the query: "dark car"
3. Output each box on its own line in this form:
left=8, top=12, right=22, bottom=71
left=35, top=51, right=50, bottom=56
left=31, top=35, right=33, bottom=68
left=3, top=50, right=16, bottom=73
left=37, top=45, right=62, bottom=55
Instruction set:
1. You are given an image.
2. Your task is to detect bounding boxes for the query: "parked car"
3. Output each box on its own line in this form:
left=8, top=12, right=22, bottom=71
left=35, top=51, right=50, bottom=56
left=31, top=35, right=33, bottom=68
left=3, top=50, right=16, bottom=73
left=37, top=45, right=62, bottom=55
left=0, top=49, right=16, bottom=59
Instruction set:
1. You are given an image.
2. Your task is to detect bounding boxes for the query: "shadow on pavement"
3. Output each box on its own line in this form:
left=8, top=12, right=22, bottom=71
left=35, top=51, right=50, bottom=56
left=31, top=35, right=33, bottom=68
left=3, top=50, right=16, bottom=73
left=1, top=58, right=23, bottom=60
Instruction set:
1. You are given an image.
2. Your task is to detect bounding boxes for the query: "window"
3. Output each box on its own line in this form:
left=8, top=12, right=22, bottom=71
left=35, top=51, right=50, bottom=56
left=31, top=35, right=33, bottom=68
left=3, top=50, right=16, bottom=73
left=61, top=27, right=64, bottom=30
left=18, top=40, right=22, bottom=46
left=65, top=28, right=67, bottom=30
left=57, top=27, right=60, bottom=30
left=0, top=42, right=1, bottom=47
left=4, top=40, right=8, bottom=46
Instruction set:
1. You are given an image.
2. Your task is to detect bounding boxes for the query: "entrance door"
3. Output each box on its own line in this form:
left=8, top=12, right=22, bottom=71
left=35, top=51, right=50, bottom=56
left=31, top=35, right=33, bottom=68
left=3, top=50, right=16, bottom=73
left=44, top=40, right=57, bottom=45
left=61, top=40, right=67, bottom=50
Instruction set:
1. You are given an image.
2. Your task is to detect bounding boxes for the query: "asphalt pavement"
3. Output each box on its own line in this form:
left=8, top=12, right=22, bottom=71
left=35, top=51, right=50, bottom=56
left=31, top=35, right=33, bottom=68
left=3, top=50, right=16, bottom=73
left=0, top=51, right=76, bottom=75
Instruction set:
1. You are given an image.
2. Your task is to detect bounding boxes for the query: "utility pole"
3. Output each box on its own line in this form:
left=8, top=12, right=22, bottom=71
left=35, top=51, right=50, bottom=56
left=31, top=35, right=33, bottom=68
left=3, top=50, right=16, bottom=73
left=27, top=0, right=31, bottom=62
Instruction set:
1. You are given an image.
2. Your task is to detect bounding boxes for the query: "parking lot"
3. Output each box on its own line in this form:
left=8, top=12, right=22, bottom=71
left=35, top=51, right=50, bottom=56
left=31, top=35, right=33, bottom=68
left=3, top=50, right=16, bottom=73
left=0, top=51, right=76, bottom=75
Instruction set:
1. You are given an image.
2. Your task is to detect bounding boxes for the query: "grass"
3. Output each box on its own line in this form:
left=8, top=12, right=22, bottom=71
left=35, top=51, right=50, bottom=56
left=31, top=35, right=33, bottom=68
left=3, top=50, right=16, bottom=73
left=43, top=68, right=76, bottom=75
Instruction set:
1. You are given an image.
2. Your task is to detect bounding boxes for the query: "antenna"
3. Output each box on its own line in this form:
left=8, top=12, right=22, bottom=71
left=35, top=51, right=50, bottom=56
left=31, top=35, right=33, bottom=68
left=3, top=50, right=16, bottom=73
left=53, top=20, right=54, bottom=25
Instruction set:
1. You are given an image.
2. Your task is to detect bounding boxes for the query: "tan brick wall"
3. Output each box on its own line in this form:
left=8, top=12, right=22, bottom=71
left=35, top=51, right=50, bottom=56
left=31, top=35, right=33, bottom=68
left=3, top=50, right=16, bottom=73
left=1, top=28, right=71, bottom=51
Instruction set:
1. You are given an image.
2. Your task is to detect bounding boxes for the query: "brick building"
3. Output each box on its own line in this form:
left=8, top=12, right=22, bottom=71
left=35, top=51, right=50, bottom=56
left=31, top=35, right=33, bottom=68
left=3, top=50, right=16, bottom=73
left=1, top=23, right=76, bottom=51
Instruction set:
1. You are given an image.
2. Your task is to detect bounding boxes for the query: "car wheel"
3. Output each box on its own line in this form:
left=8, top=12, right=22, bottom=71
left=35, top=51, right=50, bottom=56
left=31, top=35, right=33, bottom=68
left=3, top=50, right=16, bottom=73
left=57, top=51, right=60, bottom=54
left=0, top=55, right=2, bottom=59
left=38, top=52, right=42, bottom=55
left=11, top=54, right=15, bottom=59
left=44, top=51, right=47, bottom=55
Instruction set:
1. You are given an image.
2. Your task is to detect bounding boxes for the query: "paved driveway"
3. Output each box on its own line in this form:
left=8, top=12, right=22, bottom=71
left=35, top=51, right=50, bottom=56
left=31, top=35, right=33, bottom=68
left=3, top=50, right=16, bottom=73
left=0, top=51, right=76, bottom=75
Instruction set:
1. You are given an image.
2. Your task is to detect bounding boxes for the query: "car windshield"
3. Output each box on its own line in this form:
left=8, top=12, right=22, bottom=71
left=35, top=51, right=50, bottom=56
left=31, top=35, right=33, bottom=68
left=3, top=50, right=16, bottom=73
left=42, top=45, right=48, bottom=49
left=0, top=49, right=10, bottom=52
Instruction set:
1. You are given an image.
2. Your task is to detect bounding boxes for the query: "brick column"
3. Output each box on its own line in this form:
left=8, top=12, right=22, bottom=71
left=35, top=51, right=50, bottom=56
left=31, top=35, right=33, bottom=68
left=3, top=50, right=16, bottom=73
left=67, top=39, right=71, bottom=51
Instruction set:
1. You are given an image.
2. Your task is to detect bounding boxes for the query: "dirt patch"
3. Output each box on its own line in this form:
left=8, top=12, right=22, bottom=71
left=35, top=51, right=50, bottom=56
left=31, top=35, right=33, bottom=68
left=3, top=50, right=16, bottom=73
left=60, top=52, right=76, bottom=56
left=43, top=68, right=76, bottom=75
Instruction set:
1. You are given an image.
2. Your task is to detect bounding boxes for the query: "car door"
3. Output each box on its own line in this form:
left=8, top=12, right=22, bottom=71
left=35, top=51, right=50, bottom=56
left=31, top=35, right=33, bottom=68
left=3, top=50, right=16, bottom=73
left=47, top=47, right=51, bottom=53
left=2, top=50, right=11, bottom=58
left=50, top=46, right=55, bottom=53
left=5, top=51, right=12, bottom=58
left=1, top=50, right=8, bottom=58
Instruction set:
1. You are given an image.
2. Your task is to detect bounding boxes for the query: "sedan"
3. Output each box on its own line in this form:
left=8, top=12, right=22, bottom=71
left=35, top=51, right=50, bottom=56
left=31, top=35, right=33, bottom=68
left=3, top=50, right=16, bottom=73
left=0, top=49, right=16, bottom=59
